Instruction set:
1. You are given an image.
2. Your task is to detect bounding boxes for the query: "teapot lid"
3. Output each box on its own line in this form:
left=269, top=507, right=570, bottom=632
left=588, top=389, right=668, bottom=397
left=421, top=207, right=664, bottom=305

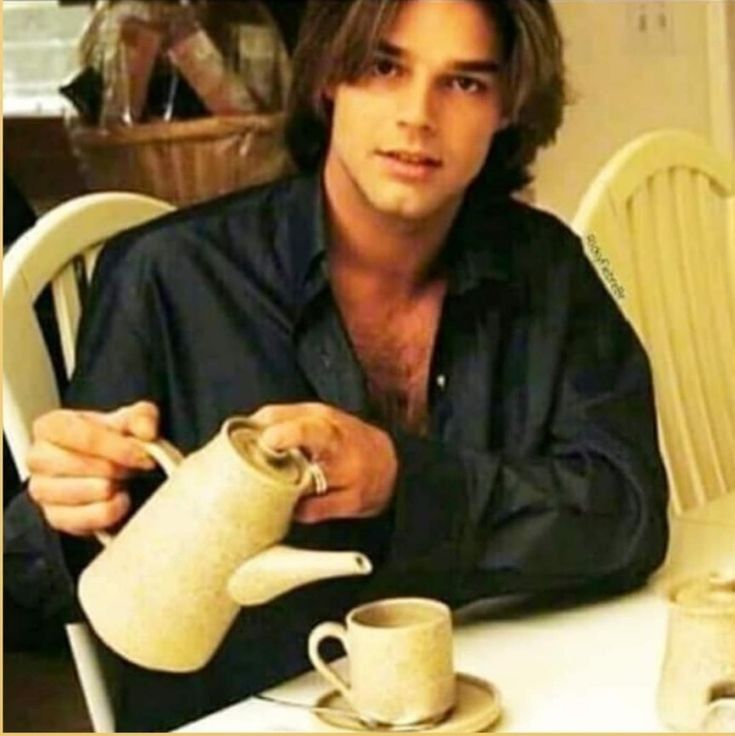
left=671, top=573, right=735, bottom=614
left=225, top=418, right=312, bottom=491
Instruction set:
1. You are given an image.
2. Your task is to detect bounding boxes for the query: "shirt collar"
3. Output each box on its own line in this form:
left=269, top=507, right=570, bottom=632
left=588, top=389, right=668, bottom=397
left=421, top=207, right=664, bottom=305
left=281, top=170, right=329, bottom=320
left=286, top=169, right=514, bottom=319
left=442, top=188, right=514, bottom=294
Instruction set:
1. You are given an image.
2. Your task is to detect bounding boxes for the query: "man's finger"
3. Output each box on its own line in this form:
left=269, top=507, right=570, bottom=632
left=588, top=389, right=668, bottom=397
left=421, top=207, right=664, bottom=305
left=41, top=492, right=131, bottom=536
left=27, top=439, right=139, bottom=479
left=259, top=417, right=337, bottom=458
left=28, top=475, right=125, bottom=506
left=32, top=411, right=155, bottom=470
left=250, top=403, right=329, bottom=428
left=81, top=401, right=159, bottom=440
left=293, top=489, right=363, bottom=524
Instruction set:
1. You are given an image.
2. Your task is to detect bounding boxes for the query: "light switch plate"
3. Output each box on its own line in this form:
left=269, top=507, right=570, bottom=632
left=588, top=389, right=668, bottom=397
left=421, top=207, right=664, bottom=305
left=626, top=2, right=676, bottom=55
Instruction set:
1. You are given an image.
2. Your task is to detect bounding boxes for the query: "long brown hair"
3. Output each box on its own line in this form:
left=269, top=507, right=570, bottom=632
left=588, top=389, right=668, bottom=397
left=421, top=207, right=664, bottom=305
left=285, top=0, right=567, bottom=196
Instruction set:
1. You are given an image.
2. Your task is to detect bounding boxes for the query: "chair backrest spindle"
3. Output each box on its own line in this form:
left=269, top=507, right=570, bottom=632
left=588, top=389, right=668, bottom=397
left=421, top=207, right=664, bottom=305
left=573, top=130, right=735, bottom=514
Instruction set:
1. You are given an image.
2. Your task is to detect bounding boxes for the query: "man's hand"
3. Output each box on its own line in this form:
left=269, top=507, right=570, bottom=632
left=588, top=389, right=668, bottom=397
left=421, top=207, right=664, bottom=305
left=251, top=403, right=398, bottom=524
left=27, top=401, right=159, bottom=536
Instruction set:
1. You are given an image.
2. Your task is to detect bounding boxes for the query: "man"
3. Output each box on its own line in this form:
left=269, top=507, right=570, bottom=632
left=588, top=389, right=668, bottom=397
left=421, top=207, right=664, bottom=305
left=26, top=0, right=668, bottom=730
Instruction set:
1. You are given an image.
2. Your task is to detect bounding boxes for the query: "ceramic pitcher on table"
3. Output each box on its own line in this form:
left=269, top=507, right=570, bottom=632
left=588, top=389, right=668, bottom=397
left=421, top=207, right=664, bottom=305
left=657, top=573, right=735, bottom=731
left=78, top=416, right=372, bottom=673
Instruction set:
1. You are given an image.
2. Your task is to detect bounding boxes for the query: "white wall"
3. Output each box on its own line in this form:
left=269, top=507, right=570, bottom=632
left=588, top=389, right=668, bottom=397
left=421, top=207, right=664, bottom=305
left=533, top=0, right=732, bottom=221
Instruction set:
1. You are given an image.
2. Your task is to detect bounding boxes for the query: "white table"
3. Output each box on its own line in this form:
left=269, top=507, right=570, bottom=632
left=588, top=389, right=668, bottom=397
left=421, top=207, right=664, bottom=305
left=178, top=495, right=735, bottom=733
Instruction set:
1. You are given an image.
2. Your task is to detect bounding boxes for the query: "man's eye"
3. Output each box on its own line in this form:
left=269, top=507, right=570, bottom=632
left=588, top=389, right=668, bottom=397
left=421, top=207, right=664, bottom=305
left=449, top=76, right=487, bottom=94
left=370, top=58, right=400, bottom=78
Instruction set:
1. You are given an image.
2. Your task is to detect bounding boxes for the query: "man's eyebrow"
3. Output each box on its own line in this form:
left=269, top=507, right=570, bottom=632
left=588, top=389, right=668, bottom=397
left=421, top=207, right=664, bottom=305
left=375, top=41, right=405, bottom=57
left=375, top=41, right=501, bottom=75
left=451, top=59, right=501, bottom=75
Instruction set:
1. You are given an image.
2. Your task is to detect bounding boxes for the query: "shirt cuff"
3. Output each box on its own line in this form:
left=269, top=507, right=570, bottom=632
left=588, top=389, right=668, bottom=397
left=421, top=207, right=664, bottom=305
left=387, top=431, right=470, bottom=564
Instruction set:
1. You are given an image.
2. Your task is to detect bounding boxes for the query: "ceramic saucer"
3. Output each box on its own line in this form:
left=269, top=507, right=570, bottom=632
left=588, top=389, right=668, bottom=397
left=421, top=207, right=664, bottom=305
left=312, top=673, right=502, bottom=732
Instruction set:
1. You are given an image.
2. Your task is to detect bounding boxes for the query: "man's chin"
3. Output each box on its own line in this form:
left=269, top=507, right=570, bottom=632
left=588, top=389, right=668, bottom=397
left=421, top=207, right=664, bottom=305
left=366, top=191, right=444, bottom=222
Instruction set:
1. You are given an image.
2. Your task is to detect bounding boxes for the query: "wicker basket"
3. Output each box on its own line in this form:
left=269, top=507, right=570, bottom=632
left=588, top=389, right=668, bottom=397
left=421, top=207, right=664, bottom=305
left=68, top=113, right=293, bottom=207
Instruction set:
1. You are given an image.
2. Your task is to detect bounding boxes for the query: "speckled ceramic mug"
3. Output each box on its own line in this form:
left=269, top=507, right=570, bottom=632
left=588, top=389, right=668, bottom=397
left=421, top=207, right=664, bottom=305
left=657, top=573, right=735, bottom=731
left=308, top=598, right=457, bottom=727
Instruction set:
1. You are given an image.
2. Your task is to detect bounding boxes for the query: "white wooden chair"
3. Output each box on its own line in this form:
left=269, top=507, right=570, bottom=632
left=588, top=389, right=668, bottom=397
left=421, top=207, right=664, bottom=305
left=572, top=129, right=735, bottom=516
left=3, top=191, right=175, bottom=732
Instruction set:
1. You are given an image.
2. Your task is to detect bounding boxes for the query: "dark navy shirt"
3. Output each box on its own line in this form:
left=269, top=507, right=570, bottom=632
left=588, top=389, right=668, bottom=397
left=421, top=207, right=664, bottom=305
left=65, top=171, right=668, bottom=729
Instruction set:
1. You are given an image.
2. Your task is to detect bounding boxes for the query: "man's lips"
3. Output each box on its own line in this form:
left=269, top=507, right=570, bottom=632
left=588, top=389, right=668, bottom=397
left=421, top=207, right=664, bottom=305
left=375, top=150, right=443, bottom=181
left=377, top=150, right=442, bottom=167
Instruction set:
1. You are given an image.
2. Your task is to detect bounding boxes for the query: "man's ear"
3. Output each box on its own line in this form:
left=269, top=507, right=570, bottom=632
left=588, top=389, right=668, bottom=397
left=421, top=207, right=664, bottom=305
left=498, top=91, right=514, bottom=130
left=319, top=86, right=338, bottom=119
left=498, top=103, right=515, bottom=130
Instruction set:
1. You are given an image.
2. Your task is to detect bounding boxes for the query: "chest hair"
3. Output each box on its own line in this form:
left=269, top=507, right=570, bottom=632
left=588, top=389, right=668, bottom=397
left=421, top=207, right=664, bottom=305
left=339, top=288, right=445, bottom=434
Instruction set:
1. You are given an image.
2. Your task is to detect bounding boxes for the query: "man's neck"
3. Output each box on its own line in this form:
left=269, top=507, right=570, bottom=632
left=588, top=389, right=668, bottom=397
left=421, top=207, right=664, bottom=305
left=322, top=160, right=460, bottom=300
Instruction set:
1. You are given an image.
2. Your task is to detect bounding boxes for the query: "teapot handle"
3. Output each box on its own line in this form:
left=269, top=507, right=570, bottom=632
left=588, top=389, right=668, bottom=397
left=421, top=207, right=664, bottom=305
left=95, top=438, right=184, bottom=547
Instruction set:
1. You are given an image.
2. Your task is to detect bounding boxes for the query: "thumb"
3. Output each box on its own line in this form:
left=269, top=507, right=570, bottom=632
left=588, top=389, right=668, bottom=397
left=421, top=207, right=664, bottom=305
left=103, top=401, right=160, bottom=440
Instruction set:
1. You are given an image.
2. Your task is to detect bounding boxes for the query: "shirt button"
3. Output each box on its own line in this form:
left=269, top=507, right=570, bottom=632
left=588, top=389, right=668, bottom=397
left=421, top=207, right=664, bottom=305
left=321, top=351, right=332, bottom=369
left=436, top=373, right=447, bottom=391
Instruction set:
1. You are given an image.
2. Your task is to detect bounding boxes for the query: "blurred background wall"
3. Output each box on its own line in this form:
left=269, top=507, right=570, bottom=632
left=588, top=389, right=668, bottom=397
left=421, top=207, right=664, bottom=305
left=534, top=0, right=735, bottom=220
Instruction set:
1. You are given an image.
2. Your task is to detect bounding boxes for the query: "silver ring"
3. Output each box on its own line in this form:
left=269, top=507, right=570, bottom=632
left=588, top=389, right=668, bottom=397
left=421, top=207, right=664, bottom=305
left=308, top=461, right=329, bottom=495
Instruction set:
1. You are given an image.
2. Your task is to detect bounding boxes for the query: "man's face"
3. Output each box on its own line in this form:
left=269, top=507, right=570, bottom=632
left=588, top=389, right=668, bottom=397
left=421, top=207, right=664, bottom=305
left=324, top=0, right=506, bottom=223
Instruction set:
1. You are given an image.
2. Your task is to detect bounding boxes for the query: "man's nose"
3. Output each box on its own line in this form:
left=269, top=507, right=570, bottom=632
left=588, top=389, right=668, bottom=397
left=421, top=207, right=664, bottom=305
left=396, top=76, right=436, bottom=132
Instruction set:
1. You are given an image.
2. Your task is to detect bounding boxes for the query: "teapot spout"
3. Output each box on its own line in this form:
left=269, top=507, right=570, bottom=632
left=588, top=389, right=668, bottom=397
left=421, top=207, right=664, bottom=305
left=227, top=544, right=372, bottom=607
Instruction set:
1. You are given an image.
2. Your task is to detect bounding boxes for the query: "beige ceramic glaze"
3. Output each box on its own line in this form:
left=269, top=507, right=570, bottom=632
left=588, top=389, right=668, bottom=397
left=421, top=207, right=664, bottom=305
left=308, top=598, right=456, bottom=727
left=313, top=673, right=502, bottom=733
left=78, top=417, right=372, bottom=673
left=657, top=573, right=735, bottom=731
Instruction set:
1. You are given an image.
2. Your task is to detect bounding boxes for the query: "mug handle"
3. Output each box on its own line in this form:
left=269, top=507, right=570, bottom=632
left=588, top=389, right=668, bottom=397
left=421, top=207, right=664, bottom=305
left=95, top=438, right=184, bottom=547
left=702, top=682, right=735, bottom=732
left=308, top=622, right=353, bottom=704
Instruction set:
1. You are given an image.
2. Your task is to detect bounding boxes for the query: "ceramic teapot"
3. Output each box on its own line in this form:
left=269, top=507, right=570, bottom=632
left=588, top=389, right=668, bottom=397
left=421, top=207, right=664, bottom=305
left=657, top=572, right=735, bottom=731
left=78, top=417, right=372, bottom=673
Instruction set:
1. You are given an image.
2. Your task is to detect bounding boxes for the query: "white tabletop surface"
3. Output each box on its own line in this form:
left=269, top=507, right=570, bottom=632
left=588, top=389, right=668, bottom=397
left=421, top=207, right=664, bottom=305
left=177, top=494, right=735, bottom=733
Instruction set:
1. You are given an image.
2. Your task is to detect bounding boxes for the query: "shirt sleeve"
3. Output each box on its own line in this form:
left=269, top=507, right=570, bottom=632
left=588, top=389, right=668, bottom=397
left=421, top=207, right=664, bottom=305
left=64, top=235, right=161, bottom=411
left=371, top=245, right=669, bottom=605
